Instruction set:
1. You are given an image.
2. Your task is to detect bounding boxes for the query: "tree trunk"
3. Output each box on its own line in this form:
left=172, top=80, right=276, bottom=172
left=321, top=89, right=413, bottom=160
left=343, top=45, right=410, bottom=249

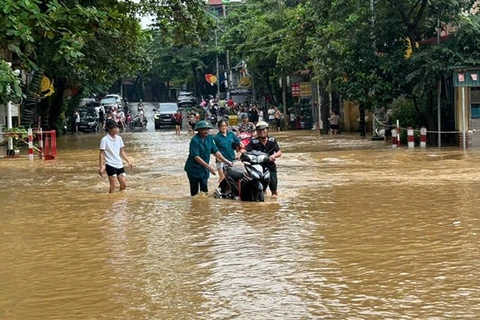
left=320, top=86, right=330, bottom=134
left=426, top=89, right=437, bottom=146
left=192, top=65, right=198, bottom=98
left=282, top=75, right=288, bottom=129
left=261, top=71, right=275, bottom=105
left=359, top=103, right=366, bottom=138
left=48, top=78, right=66, bottom=132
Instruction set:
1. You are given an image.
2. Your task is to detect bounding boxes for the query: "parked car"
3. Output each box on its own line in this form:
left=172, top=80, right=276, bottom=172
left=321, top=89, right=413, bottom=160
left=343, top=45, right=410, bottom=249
left=100, top=94, right=124, bottom=114
left=177, top=92, right=196, bottom=108
left=80, top=98, right=96, bottom=107
left=78, top=107, right=99, bottom=132
left=85, top=101, right=101, bottom=117
left=154, top=103, right=180, bottom=130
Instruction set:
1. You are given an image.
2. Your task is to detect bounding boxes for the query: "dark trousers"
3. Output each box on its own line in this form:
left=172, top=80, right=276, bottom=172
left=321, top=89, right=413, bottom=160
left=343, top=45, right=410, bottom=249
left=268, top=171, right=278, bottom=192
left=188, top=175, right=208, bottom=196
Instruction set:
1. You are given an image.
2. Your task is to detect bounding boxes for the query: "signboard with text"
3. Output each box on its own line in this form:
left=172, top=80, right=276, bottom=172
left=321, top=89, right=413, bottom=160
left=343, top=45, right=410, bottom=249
left=292, top=82, right=300, bottom=97
left=453, top=70, right=480, bottom=87
left=300, top=82, right=312, bottom=96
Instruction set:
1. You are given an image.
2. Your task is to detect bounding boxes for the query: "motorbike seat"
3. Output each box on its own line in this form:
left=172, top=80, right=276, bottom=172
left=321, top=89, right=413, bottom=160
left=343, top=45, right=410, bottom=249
left=226, top=166, right=244, bottom=180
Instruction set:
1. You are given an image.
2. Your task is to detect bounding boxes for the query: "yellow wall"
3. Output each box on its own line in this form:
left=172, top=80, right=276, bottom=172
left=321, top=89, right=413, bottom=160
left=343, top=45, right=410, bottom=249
left=342, top=101, right=373, bottom=132
left=455, top=87, right=470, bottom=131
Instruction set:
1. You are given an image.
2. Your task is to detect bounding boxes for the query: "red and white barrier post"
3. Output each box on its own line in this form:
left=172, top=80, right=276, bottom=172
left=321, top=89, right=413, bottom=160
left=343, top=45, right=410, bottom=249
left=396, top=120, right=401, bottom=148
left=38, top=128, right=43, bottom=159
left=407, top=127, right=414, bottom=149
left=391, top=128, right=398, bottom=149
left=28, top=128, right=34, bottom=161
left=50, top=130, right=57, bottom=160
left=44, top=133, right=50, bottom=159
left=420, top=127, right=427, bottom=148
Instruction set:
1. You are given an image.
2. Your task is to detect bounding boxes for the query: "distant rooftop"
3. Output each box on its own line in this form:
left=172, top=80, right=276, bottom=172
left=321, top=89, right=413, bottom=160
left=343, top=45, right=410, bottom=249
left=206, top=0, right=244, bottom=4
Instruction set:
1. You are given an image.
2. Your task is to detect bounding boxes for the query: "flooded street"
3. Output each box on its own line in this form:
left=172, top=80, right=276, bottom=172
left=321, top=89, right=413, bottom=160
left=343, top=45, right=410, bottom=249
left=1, top=109, right=480, bottom=319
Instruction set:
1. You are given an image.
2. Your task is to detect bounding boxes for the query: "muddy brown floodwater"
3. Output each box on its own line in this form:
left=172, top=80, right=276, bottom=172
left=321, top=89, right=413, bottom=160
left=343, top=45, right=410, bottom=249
left=1, top=119, right=479, bottom=319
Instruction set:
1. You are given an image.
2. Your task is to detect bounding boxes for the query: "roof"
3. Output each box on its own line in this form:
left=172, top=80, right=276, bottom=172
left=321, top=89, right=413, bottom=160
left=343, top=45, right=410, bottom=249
left=293, top=69, right=312, bottom=75
left=417, top=35, right=452, bottom=46
left=206, top=0, right=244, bottom=5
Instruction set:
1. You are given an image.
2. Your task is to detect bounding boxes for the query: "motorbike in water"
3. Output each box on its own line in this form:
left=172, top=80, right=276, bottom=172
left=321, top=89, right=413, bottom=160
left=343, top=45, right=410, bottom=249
left=125, top=112, right=132, bottom=128
left=238, top=131, right=252, bottom=147
left=209, top=113, right=218, bottom=127
left=232, top=127, right=253, bottom=147
left=130, top=114, right=147, bottom=131
left=215, top=150, right=270, bottom=202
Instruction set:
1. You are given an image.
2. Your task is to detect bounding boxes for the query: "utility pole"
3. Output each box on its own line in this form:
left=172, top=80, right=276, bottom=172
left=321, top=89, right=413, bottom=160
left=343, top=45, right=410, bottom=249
left=437, top=13, right=442, bottom=148
left=7, top=100, right=13, bottom=151
left=215, top=29, right=220, bottom=98
left=223, top=4, right=232, bottom=97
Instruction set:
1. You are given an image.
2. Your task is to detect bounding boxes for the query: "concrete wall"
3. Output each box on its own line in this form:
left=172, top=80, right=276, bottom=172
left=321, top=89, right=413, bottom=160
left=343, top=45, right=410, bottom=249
left=0, top=103, right=21, bottom=128
left=342, top=101, right=373, bottom=133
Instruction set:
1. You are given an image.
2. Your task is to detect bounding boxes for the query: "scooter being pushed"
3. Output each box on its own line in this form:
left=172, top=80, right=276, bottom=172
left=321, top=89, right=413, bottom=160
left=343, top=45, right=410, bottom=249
left=238, top=131, right=252, bottom=147
left=232, top=128, right=253, bottom=147
left=215, top=150, right=270, bottom=202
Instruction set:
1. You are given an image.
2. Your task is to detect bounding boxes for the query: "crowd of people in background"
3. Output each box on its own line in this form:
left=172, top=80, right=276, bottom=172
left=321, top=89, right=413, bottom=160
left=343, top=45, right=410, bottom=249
left=192, top=97, right=285, bottom=133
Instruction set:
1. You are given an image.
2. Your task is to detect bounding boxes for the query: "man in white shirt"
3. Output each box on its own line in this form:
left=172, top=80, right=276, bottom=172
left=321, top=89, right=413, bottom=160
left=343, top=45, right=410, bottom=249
left=98, top=120, right=134, bottom=193
left=73, top=109, right=80, bottom=134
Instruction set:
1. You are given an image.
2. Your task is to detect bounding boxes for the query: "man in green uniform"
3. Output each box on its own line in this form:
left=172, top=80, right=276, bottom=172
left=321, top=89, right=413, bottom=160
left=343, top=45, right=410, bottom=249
left=184, top=120, right=233, bottom=196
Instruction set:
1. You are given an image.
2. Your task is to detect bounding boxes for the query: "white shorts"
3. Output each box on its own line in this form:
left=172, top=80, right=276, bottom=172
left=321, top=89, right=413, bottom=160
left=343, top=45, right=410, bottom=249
left=216, top=162, right=224, bottom=170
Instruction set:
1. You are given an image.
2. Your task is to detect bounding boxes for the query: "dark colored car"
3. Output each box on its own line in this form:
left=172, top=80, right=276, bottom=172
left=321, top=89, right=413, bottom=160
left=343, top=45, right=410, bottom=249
left=85, top=101, right=101, bottom=117
left=177, top=92, right=196, bottom=108
left=78, top=107, right=99, bottom=132
left=154, top=103, right=179, bottom=130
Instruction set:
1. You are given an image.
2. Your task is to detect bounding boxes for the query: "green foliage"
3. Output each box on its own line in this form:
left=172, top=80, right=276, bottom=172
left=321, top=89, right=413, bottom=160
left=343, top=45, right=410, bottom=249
left=220, top=0, right=312, bottom=102
left=139, top=0, right=210, bottom=44
left=391, top=96, right=428, bottom=143
left=0, top=0, right=210, bottom=127
left=5, top=0, right=479, bottom=131
left=391, top=97, right=426, bottom=129
left=0, top=60, right=24, bottom=104
left=144, top=31, right=207, bottom=91
left=0, top=126, right=28, bottom=150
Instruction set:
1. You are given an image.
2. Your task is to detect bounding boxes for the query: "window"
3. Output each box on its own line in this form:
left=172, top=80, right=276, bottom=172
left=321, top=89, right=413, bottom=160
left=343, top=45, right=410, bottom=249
left=471, top=88, right=480, bottom=118
left=471, top=104, right=480, bottom=118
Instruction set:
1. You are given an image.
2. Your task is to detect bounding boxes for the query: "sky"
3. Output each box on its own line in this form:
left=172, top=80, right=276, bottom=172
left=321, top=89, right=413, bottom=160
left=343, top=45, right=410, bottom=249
left=140, top=15, right=154, bottom=29
left=130, top=0, right=154, bottom=29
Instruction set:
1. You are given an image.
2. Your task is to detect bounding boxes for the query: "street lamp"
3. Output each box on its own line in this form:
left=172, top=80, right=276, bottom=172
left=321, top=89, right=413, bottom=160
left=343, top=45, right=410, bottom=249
left=206, top=6, right=230, bottom=99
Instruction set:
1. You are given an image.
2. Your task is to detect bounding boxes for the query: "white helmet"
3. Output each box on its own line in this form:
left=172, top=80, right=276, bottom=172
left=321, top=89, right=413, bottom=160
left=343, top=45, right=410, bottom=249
left=256, top=121, right=269, bottom=130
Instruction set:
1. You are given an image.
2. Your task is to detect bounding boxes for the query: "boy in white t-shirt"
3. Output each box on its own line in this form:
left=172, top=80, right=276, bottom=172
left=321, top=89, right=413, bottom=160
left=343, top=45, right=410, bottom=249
left=98, top=120, right=134, bottom=193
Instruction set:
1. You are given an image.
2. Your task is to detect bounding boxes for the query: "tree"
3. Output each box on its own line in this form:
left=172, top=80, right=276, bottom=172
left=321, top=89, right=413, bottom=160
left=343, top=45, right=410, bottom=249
left=0, top=60, right=23, bottom=105
left=0, top=0, right=210, bottom=130
left=223, top=0, right=310, bottom=105
left=144, top=29, right=215, bottom=101
left=307, top=0, right=479, bottom=139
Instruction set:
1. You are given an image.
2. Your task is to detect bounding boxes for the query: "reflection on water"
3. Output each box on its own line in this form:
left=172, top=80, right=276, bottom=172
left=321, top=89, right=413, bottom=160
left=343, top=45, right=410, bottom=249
left=1, top=129, right=480, bottom=319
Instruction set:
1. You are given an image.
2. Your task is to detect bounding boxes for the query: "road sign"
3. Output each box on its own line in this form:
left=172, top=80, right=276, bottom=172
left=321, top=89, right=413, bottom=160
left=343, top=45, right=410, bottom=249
left=292, top=82, right=300, bottom=97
